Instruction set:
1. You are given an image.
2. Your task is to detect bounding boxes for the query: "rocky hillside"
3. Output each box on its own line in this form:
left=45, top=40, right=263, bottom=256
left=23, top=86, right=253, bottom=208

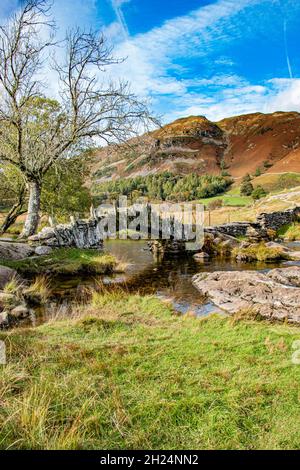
left=91, top=111, right=300, bottom=182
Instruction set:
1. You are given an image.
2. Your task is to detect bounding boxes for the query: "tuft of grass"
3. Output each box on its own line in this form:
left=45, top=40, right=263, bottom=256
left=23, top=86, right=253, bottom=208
left=278, top=223, right=300, bottom=241
left=232, top=243, right=289, bottom=262
left=3, top=277, right=22, bottom=296
left=24, top=276, right=51, bottom=303
left=1, top=248, right=118, bottom=276
left=1, top=293, right=300, bottom=449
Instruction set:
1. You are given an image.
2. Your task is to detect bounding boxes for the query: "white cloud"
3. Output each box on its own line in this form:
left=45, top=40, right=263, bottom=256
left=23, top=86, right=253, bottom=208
left=165, top=78, right=300, bottom=123
left=2, top=0, right=300, bottom=124
left=104, top=0, right=263, bottom=107
left=266, top=79, right=300, bottom=112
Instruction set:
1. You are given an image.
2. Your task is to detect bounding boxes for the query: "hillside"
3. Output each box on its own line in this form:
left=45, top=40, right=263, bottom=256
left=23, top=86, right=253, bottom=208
left=91, top=111, right=300, bottom=183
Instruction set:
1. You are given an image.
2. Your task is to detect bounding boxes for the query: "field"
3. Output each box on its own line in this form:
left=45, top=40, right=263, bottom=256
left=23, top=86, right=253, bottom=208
left=1, top=292, right=300, bottom=450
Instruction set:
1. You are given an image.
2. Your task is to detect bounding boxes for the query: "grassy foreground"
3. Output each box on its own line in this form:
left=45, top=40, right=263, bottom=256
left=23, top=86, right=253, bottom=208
left=1, top=292, right=300, bottom=450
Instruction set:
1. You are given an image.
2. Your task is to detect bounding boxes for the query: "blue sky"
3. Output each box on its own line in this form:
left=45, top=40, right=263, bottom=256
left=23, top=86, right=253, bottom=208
left=1, top=0, right=300, bottom=123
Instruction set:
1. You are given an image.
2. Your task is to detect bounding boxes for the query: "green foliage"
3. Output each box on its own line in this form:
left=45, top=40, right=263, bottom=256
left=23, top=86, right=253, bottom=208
left=277, top=222, right=300, bottom=241
left=242, top=173, right=252, bottom=183
left=41, top=156, right=91, bottom=220
left=252, top=185, right=267, bottom=200
left=232, top=243, right=288, bottom=262
left=0, top=165, right=25, bottom=209
left=1, top=248, right=117, bottom=275
left=240, top=180, right=254, bottom=196
left=254, top=167, right=262, bottom=177
left=94, top=172, right=232, bottom=202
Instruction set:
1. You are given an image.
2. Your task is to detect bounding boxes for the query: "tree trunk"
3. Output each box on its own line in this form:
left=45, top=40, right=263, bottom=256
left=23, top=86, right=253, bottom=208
left=0, top=187, right=27, bottom=236
left=20, top=179, right=41, bottom=238
left=0, top=202, right=26, bottom=236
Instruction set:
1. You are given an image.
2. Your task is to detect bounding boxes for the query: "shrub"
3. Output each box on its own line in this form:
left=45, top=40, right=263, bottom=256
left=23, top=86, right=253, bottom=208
left=207, top=199, right=223, bottom=210
left=254, top=167, right=262, bottom=177
left=252, top=185, right=267, bottom=200
left=240, top=181, right=254, bottom=196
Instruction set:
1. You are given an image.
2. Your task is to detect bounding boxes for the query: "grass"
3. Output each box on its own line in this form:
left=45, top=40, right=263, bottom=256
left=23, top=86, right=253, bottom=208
left=23, top=276, right=51, bottom=303
left=251, top=173, right=300, bottom=193
left=278, top=223, right=300, bottom=241
left=1, top=291, right=300, bottom=449
left=198, top=193, right=251, bottom=208
left=0, top=248, right=118, bottom=276
left=232, top=243, right=288, bottom=262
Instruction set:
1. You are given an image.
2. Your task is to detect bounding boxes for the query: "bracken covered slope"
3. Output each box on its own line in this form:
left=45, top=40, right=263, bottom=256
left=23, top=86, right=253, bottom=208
left=91, top=111, right=300, bottom=182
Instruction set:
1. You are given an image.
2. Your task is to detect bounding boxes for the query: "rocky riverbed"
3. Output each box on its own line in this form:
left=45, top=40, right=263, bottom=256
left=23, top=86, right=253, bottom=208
left=193, top=266, right=300, bottom=323
left=0, top=266, right=32, bottom=328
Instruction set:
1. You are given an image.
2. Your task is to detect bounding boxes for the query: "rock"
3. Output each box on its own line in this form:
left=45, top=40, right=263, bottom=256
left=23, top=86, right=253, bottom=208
left=0, top=241, right=34, bottom=260
left=35, top=246, right=53, bottom=256
left=265, top=241, right=289, bottom=252
left=193, top=252, right=209, bottom=261
left=192, top=267, right=300, bottom=323
left=0, top=266, right=19, bottom=289
left=0, top=311, right=9, bottom=328
left=29, top=219, right=103, bottom=249
left=289, top=251, right=300, bottom=260
left=240, top=241, right=250, bottom=249
left=257, top=207, right=300, bottom=232
left=10, top=305, right=30, bottom=319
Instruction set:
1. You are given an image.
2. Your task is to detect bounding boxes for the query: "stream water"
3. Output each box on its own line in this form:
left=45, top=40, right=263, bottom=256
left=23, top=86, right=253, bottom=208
left=30, top=239, right=300, bottom=325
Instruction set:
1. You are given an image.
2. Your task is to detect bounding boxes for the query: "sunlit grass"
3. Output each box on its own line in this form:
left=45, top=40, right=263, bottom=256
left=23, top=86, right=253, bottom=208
left=278, top=223, right=300, bottom=241
left=1, top=248, right=118, bottom=276
left=1, top=293, right=300, bottom=449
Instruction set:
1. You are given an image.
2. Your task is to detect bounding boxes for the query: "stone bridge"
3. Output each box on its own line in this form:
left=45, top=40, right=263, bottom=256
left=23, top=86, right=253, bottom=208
left=29, top=205, right=300, bottom=253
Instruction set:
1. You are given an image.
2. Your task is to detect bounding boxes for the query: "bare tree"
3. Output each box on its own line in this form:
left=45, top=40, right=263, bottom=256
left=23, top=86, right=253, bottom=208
left=0, top=0, right=153, bottom=237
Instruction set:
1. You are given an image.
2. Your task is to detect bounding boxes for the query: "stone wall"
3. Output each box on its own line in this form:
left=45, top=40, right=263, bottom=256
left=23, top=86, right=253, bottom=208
left=29, top=218, right=103, bottom=249
left=257, top=207, right=300, bottom=231
left=29, top=205, right=300, bottom=251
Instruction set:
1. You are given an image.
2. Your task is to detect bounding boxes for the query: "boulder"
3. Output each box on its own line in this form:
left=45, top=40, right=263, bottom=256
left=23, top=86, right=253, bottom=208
left=10, top=305, right=30, bottom=319
left=193, top=267, right=300, bottom=323
left=0, top=266, right=19, bottom=289
left=35, top=246, right=53, bottom=256
left=0, top=241, right=34, bottom=260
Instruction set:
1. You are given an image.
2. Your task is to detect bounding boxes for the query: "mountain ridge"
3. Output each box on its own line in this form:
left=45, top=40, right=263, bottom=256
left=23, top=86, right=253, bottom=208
left=91, top=111, right=300, bottom=182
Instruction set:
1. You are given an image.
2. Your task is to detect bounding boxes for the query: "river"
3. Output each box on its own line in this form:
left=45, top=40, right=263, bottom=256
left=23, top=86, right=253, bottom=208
left=30, top=239, right=300, bottom=325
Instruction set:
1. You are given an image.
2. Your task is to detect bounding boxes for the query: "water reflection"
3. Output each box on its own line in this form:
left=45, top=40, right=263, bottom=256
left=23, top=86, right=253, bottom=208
left=32, top=240, right=295, bottom=323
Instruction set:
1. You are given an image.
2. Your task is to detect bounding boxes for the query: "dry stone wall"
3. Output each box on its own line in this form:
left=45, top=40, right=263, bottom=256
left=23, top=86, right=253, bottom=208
left=29, top=206, right=300, bottom=251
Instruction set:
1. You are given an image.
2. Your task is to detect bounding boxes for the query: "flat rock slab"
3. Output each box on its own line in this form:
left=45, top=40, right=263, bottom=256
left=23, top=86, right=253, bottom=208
left=0, top=241, right=34, bottom=260
left=192, top=267, right=300, bottom=323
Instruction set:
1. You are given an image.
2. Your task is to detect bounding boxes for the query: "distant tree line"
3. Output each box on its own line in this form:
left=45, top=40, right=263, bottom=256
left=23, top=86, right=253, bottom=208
left=94, top=172, right=232, bottom=202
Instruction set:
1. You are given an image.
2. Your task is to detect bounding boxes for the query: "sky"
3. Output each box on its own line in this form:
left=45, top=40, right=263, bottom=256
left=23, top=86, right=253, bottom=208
left=1, top=0, right=300, bottom=123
